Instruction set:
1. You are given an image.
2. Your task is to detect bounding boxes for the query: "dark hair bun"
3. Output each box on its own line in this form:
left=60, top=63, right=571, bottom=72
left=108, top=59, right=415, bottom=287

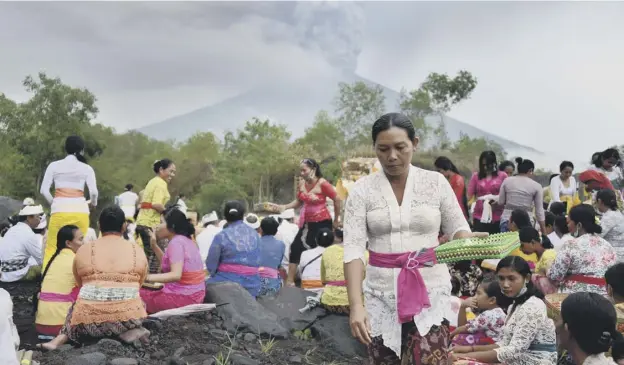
left=515, top=157, right=524, bottom=164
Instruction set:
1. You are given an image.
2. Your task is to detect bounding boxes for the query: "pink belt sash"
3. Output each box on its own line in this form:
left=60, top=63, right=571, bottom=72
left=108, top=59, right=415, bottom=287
left=39, top=287, right=79, bottom=302
left=325, top=280, right=347, bottom=287
left=218, top=263, right=259, bottom=276
left=369, top=248, right=437, bottom=324
left=258, top=266, right=279, bottom=279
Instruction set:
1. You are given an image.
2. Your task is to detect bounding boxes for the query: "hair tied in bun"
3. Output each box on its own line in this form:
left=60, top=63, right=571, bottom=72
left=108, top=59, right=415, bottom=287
left=229, top=208, right=238, bottom=214
left=599, top=331, right=613, bottom=345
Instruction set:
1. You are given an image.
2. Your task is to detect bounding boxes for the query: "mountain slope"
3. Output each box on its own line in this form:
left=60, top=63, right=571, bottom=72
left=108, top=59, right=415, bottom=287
left=137, top=72, right=542, bottom=159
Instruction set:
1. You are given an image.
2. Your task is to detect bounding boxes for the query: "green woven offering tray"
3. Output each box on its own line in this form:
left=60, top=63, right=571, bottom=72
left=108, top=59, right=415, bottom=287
left=435, top=232, right=520, bottom=263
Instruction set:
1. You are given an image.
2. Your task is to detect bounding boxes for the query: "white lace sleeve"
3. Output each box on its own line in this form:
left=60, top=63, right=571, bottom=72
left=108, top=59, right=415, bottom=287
left=495, top=299, right=545, bottom=362
left=438, top=174, right=471, bottom=238
left=343, top=184, right=367, bottom=264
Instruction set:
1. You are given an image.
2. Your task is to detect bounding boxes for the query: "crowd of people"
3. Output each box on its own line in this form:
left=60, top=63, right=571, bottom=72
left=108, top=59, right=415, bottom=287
left=0, top=113, right=622, bottom=365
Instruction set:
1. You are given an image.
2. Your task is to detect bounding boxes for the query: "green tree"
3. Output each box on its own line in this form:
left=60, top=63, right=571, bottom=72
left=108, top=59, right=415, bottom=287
left=335, top=81, right=385, bottom=149
left=295, top=110, right=345, bottom=159
left=398, top=88, right=433, bottom=145
left=0, top=73, right=99, bottom=192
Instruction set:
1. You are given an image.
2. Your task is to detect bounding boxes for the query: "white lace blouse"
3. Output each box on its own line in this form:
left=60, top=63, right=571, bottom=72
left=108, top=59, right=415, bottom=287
left=343, top=165, right=470, bottom=356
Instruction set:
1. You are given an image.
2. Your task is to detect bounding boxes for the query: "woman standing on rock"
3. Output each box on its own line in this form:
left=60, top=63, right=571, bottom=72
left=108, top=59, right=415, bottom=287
left=278, top=158, right=341, bottom=287
left=40, top=135, right=98, bottom=270
left=343, top=113, right=486, bottom=364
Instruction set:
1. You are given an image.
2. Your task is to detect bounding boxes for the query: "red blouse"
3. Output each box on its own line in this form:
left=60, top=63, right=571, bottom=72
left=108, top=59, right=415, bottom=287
left=297, top=178, right=336, bottom=224
left=449, top=173, right=467, bottom=218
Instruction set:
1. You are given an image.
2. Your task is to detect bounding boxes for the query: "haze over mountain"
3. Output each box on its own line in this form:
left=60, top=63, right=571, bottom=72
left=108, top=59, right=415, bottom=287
left=137, top=71, right=563, bottom=169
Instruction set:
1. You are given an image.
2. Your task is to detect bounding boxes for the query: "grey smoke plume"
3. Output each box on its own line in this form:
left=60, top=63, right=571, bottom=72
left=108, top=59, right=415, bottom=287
left=292, top=1, right=365, bottom=73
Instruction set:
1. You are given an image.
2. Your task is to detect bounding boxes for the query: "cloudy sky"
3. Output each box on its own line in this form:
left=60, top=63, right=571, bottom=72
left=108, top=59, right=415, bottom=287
left=0, top=1, right=622, bottom=165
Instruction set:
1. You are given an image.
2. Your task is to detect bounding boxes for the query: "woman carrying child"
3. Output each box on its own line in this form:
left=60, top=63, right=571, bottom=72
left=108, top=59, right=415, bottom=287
left=452, top=256, right=557, bottom=364
left=451, top=278, right=506, bottom=347
left=519, top=227, right=558, bottom=295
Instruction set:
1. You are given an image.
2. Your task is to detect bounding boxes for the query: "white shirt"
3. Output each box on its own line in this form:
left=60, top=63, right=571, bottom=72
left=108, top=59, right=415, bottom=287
left=0, top=289, right=19, bottom=365
left=549, top=176, right=577, bottom=202
left=176, top=199, right=188, bottom=215
left=117, top=191, right=139, bottom=218
left=343, top=166, right=470, bottom=356
left=0, top=222, right=43, bottom=282
left=196, top=224, right=222, bottom=267
left=275, top=220, right=299, bottom=271
left=299, top=246, right=326, bottom=293
left=40, top=155, right=98, bottom=214
left=85, top=228, right=98, bottom=243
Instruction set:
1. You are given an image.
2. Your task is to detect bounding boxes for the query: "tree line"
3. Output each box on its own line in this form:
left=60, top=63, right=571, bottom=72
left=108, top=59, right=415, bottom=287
left=0, top=71, right=506, bottom=221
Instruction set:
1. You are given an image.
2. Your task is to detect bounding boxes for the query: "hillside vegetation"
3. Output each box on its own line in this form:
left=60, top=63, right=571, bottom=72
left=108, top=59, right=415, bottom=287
left=0, top=71, right=507, bottom=220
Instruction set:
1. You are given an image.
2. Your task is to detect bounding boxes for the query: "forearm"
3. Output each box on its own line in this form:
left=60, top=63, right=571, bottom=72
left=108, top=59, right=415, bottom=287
left=333, top=199, right=342, bottom=222
left=152, top=204, right=165, bottom=213
left=451, top=325, right=467, bottom=337
left=284, top=200, right=301, bottom=210
left=461, top=349, right=499, bottom=363
left=151, top=243, right=164, bottom=262
left=345, top=259, right=365, bottom=309
left=457, top=305, right=468, bottom=326
left=453, top=230, right=476, bottom=240
left=146, top=272, right=181, bottom=283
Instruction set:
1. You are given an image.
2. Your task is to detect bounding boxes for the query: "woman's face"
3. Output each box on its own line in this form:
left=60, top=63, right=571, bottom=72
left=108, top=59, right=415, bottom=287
left=584, top=179, right=599, bottom=193
left=520, top=241, right=536, bottom=255
left=374, top=127, right=417, bottom=178
left=67, top=229, right=85, bottom=253
left=560, top=166, right=573, bottom=180
left=566, top=217, right=578, bottom=235
left=158, top=216, right=173, bottom=239
left=497, top=267, right=527, bottom=298
left=474, top=284, right=493, bottom=309
left=603, top=156, right=618, bottom=170
left=436, top=168, right=451, bottom=179
left=299, top=163, right=315, bottom=181
left=555, top=317, right=570, bottom=351
left=596, top=198, right=609, bottom=213
left=160, top=163, right=177, bottom=183
left=503, top=166, right=514, bottom=177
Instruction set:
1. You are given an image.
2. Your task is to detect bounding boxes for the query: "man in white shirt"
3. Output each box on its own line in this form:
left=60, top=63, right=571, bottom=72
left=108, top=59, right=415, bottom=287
left=0, top=288, right=19, bottom=365
left=0, top=205, right=44, bottom=282
left=117, top=184, right=139, bottom=220
left=196, top=211, right=221, bottom=267
left=275, top=209, right=299, bottom=273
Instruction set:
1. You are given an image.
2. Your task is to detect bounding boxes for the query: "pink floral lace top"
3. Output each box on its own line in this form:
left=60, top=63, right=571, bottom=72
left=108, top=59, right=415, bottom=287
left=548, top=233, right=616, bottom=296
left=465, top=307, right=506, bottom=342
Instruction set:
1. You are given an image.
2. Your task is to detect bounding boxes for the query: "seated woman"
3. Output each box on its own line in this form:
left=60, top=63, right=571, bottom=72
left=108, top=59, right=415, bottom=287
left=299, top=228, right=333, bottom=293
left=519, top=227, right=558, bottom=295
left=206, top=201, right=261, bottom=297
left=0, top=288, right=20, bottom=365
left=34, top=225, right=84, bottom=337
left=557, top=292, right=624, bottom=365
left=606, top=263, right=624, bottom=333
left=452, top=256, right=557, bottom=365
left=257, top=217, right=286, bottom=297
left=319, top=228, right=367, bottom=314
left=39, top=206, right=150, bottom=350
left=596, top=189, right=624, bottom=262
left=140, top=208, right=205, bottom=314
left=548, top=204, right=617, bottom=296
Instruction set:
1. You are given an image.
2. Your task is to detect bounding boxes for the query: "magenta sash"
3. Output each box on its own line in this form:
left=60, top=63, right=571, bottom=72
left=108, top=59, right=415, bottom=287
left=258, top=266, right=279, bottom=279
left=218, top=263, right=259, bottom=276
left=39, top=287, right=79, bottom=303
left=368, top=248, right=437, bottom=323
left=325, top=280, right=347, bottom=287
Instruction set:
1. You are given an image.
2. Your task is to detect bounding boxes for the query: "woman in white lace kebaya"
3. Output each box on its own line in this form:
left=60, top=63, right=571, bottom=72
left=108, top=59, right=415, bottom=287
left=452, top=256, right=557, bottom=365
left=343, top=113, right=486, bottom=364
left=556, top=292, right=623, bottom=365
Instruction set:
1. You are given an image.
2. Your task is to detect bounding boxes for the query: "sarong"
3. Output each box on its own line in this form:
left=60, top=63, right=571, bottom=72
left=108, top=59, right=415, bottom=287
left=44, top=212, right=89, bottom=269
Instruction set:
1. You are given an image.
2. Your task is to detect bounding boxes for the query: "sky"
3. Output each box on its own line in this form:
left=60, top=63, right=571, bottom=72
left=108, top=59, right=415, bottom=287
left=0, top=1, right=623, bottom=166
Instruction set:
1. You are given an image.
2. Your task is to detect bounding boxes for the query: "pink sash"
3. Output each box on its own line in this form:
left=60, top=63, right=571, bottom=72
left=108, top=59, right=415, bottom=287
left=325, top=280, right=347, bottom=287
left=369, top=248, right=437, bottom=323
left=258, top=267, right=279, bottom=279
left=39, top=287, right=79, bottom=302
left=218, top=263, right=259, bottom=276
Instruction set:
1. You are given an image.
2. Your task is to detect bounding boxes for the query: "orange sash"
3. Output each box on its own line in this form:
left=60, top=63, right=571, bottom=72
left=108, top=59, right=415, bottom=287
left=179, top=271, right=206, bottom=285
left=301, top=279, right=323, bottom=289
left=140, top=202, right=153, bottom=210
left=54, top=188, right=84, bottom=198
